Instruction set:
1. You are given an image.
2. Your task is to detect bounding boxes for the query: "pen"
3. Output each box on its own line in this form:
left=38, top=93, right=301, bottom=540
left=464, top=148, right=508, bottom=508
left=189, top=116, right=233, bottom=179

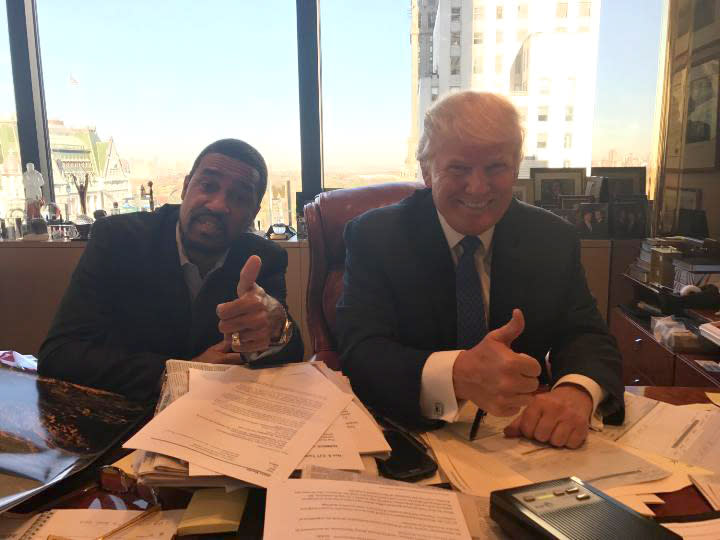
left=469, top=408, right=486, bottom=441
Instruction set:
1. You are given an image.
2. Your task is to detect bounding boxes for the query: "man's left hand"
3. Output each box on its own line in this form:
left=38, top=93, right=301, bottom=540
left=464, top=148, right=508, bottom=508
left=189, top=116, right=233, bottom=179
left=503, top=384, right=593, bottom=449
left=216, top=255, right=287, bottom=353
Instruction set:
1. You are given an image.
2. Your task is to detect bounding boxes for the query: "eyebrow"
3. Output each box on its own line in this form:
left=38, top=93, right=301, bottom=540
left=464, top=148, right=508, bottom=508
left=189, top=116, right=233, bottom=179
left=195, top=167, right=223, bottom=177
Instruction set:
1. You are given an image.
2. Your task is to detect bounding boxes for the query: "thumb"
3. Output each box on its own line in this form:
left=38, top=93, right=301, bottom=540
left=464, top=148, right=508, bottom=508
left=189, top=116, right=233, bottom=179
left=488, top=308, right=525, bottom=346
left=237, top=255, right=262, bottom=295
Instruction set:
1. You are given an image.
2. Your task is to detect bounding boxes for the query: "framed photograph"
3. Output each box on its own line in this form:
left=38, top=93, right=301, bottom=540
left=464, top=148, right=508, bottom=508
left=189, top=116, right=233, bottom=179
left=610, top=201, right=648, bottom=239
left=584, top=176, right=603, bottom=199
left=551, top=208, right=579, bottom=227
left=590, top=167, right=646, bottom=199
left=575, top=203, right=609, bottom=239
left=664, top=186, right=703, bottom=210
left=512, top=178, right=534, bottom=203
left=559, top=195, right=594, bottom=210
left=530, top=168, right=585, bottom=205
left=667, top=68, right=687, bottom=169
left=692, top=0, right=720, bottom=49
left=682, top=59, right=719, bottom=170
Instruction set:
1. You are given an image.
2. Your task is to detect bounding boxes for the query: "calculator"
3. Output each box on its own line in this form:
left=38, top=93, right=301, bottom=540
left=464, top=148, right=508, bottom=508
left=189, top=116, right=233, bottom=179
left=490, top=477, right=680, bottom=539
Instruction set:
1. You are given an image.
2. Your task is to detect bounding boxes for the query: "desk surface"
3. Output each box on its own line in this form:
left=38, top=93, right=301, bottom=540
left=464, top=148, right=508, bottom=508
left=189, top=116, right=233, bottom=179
left=12, top=386, right=718, bottom=535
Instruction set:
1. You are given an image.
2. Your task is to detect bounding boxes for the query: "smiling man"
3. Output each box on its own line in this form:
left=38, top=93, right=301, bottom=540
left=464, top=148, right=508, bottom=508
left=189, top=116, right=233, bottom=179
left=337, top=92, right=623, bottom=447
left=39, top=139, right=303, bottom=401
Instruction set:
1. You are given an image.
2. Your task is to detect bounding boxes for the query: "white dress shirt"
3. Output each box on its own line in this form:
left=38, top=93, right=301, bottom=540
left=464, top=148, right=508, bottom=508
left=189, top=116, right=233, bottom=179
left=419, top=211, right=606, bottom=424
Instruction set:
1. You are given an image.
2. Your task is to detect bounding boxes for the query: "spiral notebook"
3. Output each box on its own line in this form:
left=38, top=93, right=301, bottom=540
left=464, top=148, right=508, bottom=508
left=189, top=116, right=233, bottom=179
left=0, top=509, right=183, bottom=539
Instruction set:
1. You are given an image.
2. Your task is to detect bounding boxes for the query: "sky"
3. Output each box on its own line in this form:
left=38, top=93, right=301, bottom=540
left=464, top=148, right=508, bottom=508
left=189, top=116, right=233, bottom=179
left=0, top=1, right=663, bottom=173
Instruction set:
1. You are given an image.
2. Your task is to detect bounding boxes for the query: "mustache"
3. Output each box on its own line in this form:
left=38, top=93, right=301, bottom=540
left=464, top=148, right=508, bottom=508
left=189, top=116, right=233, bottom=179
left=189, top=209, right=227, bottom=233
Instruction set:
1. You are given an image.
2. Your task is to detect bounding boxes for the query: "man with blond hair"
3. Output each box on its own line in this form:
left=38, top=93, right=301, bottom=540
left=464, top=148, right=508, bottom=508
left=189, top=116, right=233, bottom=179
left=337, top=92, right=623, bottom=448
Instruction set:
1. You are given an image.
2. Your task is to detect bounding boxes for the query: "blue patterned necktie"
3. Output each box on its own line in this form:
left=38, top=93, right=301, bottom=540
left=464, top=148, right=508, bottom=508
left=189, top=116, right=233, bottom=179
left=456, top=236, right=488, bottom=349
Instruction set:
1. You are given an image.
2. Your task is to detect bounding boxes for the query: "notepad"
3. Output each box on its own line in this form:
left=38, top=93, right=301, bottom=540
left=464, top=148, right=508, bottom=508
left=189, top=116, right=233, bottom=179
left=0, top=508, right=183, bottom=539
left=177, top=488, right=248, bottom=535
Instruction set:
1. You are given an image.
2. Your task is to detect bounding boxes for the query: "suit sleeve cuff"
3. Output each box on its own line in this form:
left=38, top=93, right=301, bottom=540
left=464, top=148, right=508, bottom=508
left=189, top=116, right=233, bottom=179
left=420, top=350, right=463, bottom=422
left=553, top=374, right=607, bottom=431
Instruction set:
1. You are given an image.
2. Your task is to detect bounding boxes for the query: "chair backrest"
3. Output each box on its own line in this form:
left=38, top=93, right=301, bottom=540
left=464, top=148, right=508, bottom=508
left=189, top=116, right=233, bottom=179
left=304, top=182, right=424, bottom=366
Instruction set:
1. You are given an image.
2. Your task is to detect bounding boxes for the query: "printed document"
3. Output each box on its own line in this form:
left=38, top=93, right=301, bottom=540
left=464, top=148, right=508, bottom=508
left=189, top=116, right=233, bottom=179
left=124, top=364, right=352, bottom=487
left=264, top=479, right=472, bottom=540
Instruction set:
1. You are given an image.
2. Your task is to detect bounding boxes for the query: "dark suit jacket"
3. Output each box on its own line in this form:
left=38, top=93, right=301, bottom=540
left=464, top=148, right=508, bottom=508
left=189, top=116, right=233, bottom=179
left=337, top=189, right=623, bottom=428
left=38, top=204, right=303, bottom=401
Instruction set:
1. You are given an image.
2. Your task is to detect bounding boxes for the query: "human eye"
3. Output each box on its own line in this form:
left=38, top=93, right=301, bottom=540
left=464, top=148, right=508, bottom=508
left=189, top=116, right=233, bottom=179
left=447, top=163, right=470, bottom=175
left=487, top=161, right=509, bottom=174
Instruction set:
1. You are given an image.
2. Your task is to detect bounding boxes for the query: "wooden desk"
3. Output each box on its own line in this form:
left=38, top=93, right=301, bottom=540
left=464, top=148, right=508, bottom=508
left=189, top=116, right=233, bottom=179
left=11, top=386, right=717, bottom=536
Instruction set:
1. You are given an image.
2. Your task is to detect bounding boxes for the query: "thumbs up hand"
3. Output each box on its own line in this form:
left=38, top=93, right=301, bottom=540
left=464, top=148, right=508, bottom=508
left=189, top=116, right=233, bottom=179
left=453, top=309, right=541, bottom=417
left=215, top=255, right=287, bottom=354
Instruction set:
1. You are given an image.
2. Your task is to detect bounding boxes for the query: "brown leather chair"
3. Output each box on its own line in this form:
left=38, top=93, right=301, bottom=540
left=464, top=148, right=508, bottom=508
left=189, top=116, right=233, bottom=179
left=304, top=182, right=424, bottom=369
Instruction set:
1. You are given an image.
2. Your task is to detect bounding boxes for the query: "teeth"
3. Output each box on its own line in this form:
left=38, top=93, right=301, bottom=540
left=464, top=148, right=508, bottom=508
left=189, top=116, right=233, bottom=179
left=460, top=200, right=490, bottom=210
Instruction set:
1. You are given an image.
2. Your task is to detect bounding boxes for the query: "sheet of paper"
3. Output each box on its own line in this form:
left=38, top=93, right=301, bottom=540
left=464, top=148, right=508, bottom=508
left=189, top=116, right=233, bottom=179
left=125, top=364, right=352, bottom=488
left=690, top=473, right=720, bottom=510
left=706, top=392, right=720, bottom=408
left=617, top=402, right=720, bottom=472
left=597, top=392, right=659, bottom=442
left=471, top=433, right=669, bottom=491
left=264, top=479, right=471, bottom=540
left=312, top=362, right=391, bottom=455
left=10, top=509, right=183, bottom=539
left=662, top=517, right=720, bottom=539
left=186, top=368, right=364, bottom=473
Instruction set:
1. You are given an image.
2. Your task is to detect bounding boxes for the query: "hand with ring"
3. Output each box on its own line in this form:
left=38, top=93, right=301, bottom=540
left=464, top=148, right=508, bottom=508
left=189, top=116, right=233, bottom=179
left=215, top=255, right=287, bottom=355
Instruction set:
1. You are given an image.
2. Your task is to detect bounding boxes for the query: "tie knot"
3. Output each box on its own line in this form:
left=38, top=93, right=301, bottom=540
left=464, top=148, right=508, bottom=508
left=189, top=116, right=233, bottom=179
left=459, top=236, right=482, bottom=256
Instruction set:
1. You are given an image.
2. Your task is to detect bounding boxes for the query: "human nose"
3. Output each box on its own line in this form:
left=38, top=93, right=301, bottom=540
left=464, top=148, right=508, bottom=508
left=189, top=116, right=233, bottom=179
left=204, top=191, right=231, bottom=214
left=465, top=168, right=490, bottom=196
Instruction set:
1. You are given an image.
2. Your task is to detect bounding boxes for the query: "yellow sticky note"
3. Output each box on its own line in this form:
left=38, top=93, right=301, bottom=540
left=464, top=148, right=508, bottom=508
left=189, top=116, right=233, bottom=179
left=177, top=488, right=248, bottom=536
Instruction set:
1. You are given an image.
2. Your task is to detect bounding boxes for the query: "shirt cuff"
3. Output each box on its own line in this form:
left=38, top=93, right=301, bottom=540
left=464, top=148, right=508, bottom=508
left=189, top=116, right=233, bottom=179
left=553, top=374, right=607, bottom=431
left=420, top=350, right=463, bottom=422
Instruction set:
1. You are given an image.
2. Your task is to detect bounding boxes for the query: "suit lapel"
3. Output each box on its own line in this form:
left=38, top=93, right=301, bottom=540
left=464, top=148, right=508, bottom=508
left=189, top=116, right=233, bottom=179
left=405, top=189, right=457, bottom=345
left=489, top=199, right=531, bottom=331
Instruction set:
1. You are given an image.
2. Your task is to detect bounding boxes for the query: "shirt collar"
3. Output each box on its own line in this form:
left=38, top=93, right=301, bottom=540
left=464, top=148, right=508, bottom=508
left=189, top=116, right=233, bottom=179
left=175, top=222, right=229, bottom=270
left=436, top=209, right=495, bottom=254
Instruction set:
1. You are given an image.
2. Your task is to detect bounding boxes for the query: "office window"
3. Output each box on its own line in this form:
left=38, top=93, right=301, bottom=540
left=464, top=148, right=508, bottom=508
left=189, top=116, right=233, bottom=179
left=449, top=86, right=461, bottom=93
left=518, top=4, right=529, bottom=18
left=429, top=12, right=436, bottom=29
left=473, top=32, right=483, bottom=45
left=496, top=31, right=503, bottom=44
left=563, top=159, right=572, bottom=168
left=451, top=56, right=461, bottom=75
left=579, top=2, right=592, bottom=17
left=473, top=6, right=484, bottom=20
left=451, top=7, right=461, bottom=22
left=0, top=8, right=24, bottom=229
left=320, top=3, right=413, bottom=185
left=537, top=133, right=548, bottom=149
left=518, top=107, right=528, bottom=126
left=517, top=29, right=528, bottom=42
left=579, top=26, right=590, bottom=32
left=431, top=87, right=439, bottom=102
left=564, top=133, right=572, bottom=149
left=538, top=106, right=549, bottom=121
left=566, top=106, right=574, bottom=121
left=495, top=55, right=503, bottom=74
left=37, top=1, right=301, bottom=228
left=556, top=27, right=567, bottom=32
left=556, top=3, right=568, bottom=18
left=473, top=55, right=483, bottom=74
left=539, top=77, right=551, bottom=95
left=496, top=6, right=503, bottom=19
left=451, top=31, right=461, bottom=46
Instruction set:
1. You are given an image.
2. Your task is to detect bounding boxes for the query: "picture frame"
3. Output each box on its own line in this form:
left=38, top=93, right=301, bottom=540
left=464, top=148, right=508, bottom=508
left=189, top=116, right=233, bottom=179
left=682, top=58, right=719, bottom=171
left=575, top=203, right=609, bottom=239
left=512, top=178, right=535, bottom=204
left=530, top=168, right=585, bottom=205
left=584, top=176, right=604, bottom=199
left=590, top=167, right=646, bottom=199
left=559, top=195, right=595, bottom=210
left=664, top=186, right=703, bottom=210
left=609, top=200, right=648, bottom=239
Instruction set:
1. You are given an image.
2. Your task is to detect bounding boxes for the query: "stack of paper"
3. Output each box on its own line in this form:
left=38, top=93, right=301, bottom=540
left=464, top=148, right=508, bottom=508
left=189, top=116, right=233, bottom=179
left=690, top=473, right=720, bottom=510
left=126, top=361, right=389, bottom=489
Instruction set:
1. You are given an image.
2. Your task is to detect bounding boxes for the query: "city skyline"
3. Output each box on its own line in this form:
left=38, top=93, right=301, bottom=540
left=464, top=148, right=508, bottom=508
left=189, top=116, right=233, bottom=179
left=0, top=1, right=663, bottom=175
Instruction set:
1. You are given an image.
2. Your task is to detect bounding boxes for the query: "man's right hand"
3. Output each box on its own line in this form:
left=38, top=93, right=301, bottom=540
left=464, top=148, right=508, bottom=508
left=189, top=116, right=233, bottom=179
left=192, top=340, right=244, bottom=365
left=452, top=308, right=540, bottom=417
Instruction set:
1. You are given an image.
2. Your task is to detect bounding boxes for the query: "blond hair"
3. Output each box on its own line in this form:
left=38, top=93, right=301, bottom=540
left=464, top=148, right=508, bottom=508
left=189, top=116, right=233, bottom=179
left=416, top=91, right=524, bottom=166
